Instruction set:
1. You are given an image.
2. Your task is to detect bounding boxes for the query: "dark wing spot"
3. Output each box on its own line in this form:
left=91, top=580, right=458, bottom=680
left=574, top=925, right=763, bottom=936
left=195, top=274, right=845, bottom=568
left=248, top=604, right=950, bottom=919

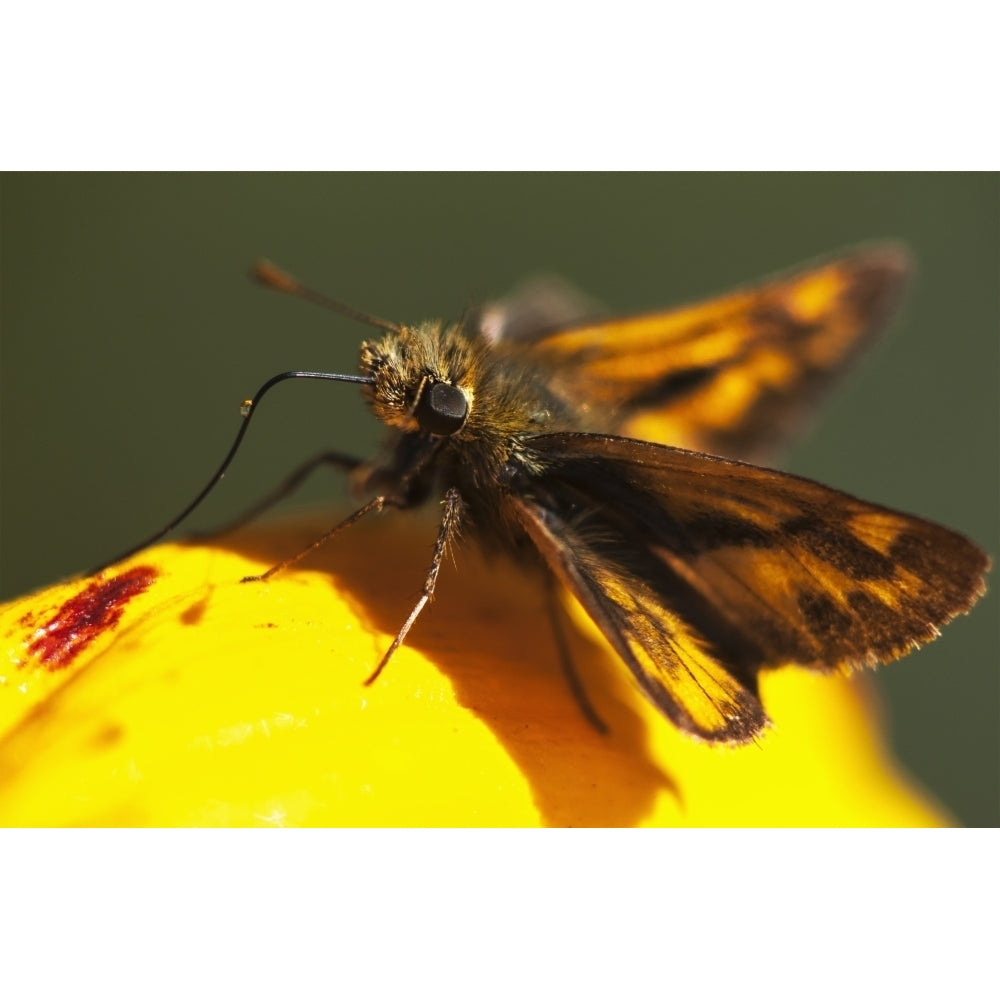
left=626, top=364, right=722, bottom=410
left=797, top=591, right=856, bottom=645
left=846, top=589, right=888, bottom=619
left=685, top=511, right=774, bottom=551
left=782, top=515, right=894, bottom=579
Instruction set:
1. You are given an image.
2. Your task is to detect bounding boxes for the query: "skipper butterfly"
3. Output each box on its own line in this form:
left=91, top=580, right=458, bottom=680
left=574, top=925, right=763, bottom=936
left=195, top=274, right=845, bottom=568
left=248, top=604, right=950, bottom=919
left=99, top=245, right=989, bottom=742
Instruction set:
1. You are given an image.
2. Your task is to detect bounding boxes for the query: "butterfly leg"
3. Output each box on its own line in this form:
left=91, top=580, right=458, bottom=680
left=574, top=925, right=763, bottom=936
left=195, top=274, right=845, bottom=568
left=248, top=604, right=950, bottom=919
left=241, top=492, right=393, bottom=583
left=544, top=578, right=609, bottom=734
left=193, top=450, right=364, bottom=539
left=364, top=487, right=466, bottom=686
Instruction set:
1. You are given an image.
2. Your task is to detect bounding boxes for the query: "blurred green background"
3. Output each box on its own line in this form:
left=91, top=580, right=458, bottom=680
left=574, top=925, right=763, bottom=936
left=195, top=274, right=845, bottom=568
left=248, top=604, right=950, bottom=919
left=2, top=173, right=997, bottom=825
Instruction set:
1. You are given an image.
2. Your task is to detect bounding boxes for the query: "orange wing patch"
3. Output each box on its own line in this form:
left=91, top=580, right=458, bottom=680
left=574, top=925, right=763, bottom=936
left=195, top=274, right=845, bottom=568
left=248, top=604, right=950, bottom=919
left=518, top=246, right=910, bottom=462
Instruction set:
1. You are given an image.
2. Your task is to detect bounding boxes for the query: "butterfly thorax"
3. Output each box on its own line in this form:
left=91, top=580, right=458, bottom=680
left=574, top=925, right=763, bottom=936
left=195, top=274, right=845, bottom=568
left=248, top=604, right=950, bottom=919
left=356, top=320, right=583, bottom=528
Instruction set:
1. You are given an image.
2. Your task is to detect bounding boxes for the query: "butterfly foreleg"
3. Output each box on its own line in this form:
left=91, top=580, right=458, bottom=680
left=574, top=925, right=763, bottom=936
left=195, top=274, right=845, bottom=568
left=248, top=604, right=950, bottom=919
left=196, top=450, right=364, bottom=539
left=241, top=492, right=396, bottom=583
left=364, top=486, right=466, bottom=686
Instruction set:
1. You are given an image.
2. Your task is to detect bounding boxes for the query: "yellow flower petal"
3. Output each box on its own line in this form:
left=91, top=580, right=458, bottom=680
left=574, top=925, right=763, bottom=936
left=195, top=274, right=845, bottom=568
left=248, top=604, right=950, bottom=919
left=0, top=512, right=948, bottom=826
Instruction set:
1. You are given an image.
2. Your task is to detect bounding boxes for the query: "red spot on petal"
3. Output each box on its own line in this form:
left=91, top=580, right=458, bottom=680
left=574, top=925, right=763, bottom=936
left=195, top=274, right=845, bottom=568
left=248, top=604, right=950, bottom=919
left=25, top=566, right=158, bottom=670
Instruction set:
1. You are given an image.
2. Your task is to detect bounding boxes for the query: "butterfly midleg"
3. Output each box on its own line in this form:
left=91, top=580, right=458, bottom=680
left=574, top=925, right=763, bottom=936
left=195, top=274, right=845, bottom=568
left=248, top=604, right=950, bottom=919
left=544, top=576, right=609, bottom=734
left=241, top=492, right=397, bottom=583
left=192, top=449, right=364, bottom=539
left=364, top=487, right=466, bottom=686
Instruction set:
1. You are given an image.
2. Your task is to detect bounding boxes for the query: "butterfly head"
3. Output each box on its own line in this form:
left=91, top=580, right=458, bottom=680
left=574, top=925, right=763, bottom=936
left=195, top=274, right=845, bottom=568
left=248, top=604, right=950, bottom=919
left=359, top=322, right=474, bottom=437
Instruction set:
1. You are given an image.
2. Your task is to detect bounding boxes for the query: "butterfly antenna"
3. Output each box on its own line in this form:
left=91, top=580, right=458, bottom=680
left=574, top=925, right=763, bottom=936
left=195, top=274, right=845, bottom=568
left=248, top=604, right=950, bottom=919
left=252, top=259, right=404, bottom=335
left=90, top=369, right=375, bottom=575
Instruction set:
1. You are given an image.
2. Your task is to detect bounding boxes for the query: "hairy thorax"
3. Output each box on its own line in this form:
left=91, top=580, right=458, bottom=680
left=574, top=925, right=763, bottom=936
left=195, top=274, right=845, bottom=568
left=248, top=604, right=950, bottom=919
left=356, top=320, right=584, bottom=536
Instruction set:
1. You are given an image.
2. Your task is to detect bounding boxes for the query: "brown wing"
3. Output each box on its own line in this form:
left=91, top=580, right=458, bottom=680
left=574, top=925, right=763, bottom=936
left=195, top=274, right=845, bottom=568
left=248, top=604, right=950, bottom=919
left=509, top=246, right=910, bottom=462
left=510, top=433, right=988, bottom=743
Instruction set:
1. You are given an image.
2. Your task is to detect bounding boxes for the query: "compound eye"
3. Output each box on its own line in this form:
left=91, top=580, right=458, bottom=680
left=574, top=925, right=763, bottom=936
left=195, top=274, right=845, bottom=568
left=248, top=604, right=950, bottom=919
left=415, top=382, right=469, bottom=436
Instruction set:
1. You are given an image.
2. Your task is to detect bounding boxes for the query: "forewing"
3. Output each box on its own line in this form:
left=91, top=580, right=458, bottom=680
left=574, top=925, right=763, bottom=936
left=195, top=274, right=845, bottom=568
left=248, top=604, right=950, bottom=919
left=511, top=246, right=910, bottom=462
left=512, top=433, right=988, bottom=742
